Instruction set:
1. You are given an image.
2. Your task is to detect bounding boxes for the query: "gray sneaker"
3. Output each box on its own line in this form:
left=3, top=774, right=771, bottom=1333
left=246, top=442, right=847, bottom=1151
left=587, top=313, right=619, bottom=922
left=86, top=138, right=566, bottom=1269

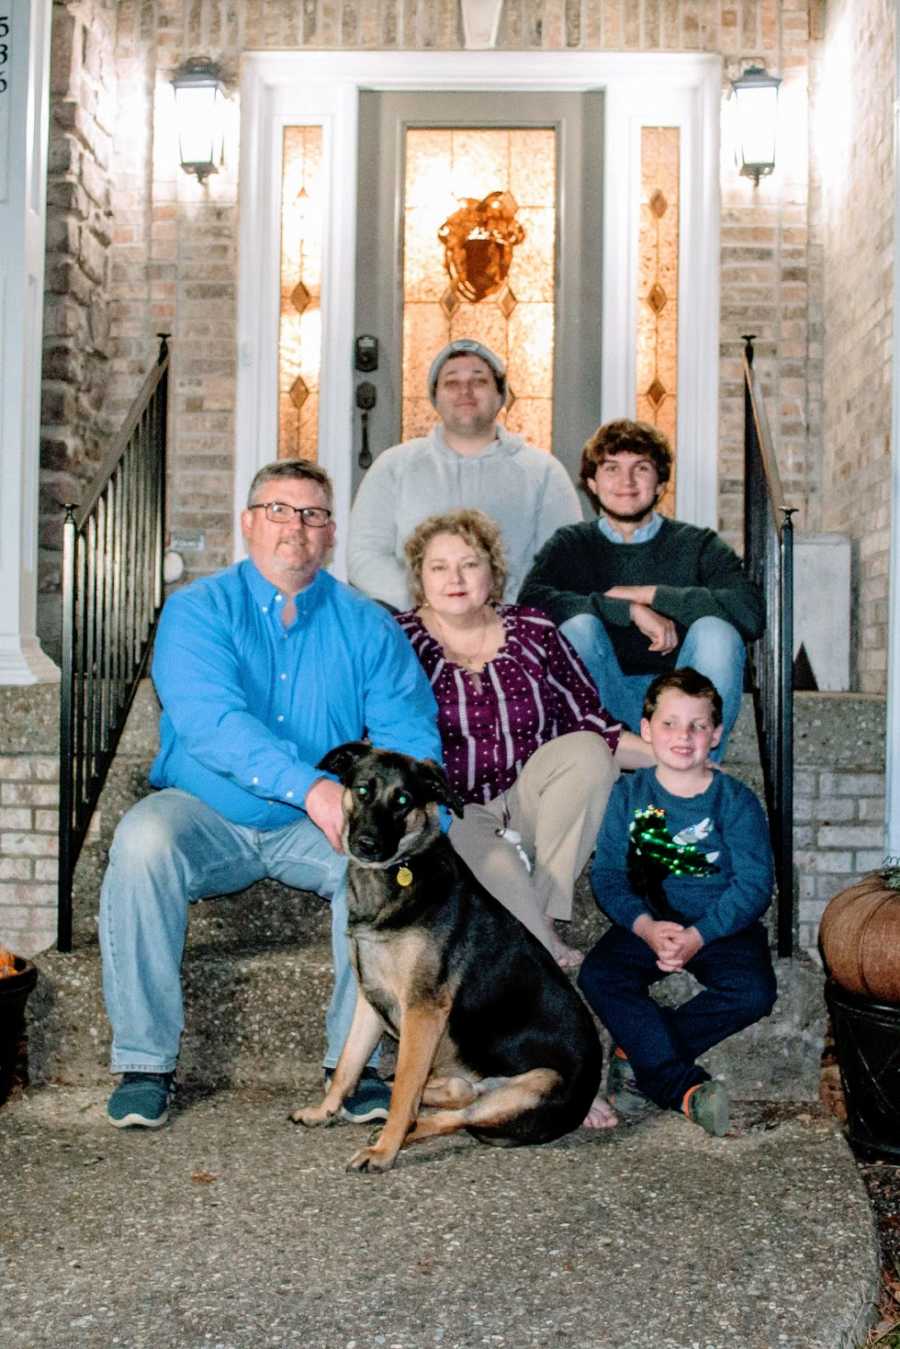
left=107, top=1072, right=174, bottom=1129
left=323, top=1067, right=392, bottom=1124
left=684, top=1080, right=730, bottom=1137
left=606, top=1050, right=653, bottom=1118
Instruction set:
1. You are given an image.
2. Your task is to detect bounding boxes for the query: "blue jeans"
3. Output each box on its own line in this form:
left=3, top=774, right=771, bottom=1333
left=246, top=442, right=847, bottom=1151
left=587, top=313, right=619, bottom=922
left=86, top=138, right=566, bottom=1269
left=100, top=789, right=364, bottom=1075
left=560, top=613, right=745, bottom=760
left=578, top=923, right=776, bottom=1110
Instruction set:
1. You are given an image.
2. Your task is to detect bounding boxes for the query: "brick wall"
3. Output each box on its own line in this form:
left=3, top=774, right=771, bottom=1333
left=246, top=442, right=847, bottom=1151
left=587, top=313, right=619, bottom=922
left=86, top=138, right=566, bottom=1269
left=0, top=689, right=61, bottom=957
left=38, top=0, right=119, bottom=662
left=795, top=768, right=887, bottom=950
left=818, top=0, right=894, bottom=693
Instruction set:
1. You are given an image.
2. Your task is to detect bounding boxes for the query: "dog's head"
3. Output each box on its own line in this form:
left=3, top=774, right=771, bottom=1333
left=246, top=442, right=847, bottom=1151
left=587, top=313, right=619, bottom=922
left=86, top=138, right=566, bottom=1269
left=317, top=742, right=464, bottom=867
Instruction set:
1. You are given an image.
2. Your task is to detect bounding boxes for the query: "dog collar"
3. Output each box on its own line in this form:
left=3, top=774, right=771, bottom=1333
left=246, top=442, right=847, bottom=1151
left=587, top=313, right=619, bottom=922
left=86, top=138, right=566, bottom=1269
left=395, top=864, right=413, bottom=888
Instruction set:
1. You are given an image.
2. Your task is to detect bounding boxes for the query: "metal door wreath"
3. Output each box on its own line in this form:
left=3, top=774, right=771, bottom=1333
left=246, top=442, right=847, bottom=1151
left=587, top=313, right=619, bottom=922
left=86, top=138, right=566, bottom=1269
left=437, top=191, right=526, bottom=303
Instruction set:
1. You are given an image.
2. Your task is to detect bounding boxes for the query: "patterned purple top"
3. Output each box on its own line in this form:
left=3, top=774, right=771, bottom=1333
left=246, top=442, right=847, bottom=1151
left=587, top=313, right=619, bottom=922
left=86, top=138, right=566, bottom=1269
left=397, top=604, right=622, bottom=805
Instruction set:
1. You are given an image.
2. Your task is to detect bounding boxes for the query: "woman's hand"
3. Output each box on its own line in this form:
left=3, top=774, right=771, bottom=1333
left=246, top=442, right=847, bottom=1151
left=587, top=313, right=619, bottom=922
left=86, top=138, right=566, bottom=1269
left=612, top=730, right=656, bottom=769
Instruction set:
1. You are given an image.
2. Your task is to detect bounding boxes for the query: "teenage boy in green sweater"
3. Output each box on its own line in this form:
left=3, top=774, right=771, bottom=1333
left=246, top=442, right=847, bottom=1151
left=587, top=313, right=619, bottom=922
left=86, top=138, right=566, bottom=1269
left=518, top=419, right=764, bottom=758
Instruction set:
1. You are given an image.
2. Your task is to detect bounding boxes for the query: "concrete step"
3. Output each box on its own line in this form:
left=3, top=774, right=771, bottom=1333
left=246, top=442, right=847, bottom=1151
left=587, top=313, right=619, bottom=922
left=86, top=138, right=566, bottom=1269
left=727, top=689, right=886, bottom=771
left=28, top=941, right=336, bottom=1089
left=71, top=864, right=334, bottom=952
left=27, top=920, right=827, bottom=1102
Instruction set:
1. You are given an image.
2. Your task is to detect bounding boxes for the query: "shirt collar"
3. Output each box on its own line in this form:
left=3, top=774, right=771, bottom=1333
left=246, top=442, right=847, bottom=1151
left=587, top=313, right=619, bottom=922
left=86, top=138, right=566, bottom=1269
left=597, top=511, right=663, bottom=544
left=243, top=558, right=325, bottom=620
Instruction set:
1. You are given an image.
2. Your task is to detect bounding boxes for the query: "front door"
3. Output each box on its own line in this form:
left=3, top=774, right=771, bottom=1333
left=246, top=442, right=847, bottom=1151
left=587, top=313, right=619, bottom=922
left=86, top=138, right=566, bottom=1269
left=241, top=51, right=722, bottom=560
left=351, top=91, right=604, bottom=494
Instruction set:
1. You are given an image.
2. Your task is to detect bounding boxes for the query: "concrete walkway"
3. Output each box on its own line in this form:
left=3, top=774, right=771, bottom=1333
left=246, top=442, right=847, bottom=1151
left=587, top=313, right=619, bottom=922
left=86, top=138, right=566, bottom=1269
left=1, top=1080, right=879, bottom=1349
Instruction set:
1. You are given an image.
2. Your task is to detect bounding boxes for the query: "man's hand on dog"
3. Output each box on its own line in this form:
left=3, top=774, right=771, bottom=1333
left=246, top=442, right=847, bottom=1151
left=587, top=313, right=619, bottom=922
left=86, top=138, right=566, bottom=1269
left=305, top=777, right=346, bottom=852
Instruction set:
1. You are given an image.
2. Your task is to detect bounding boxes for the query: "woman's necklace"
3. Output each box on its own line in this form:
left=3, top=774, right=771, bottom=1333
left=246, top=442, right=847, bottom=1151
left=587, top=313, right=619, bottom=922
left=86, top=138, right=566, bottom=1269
left=428, top=606, right=492, bottom=672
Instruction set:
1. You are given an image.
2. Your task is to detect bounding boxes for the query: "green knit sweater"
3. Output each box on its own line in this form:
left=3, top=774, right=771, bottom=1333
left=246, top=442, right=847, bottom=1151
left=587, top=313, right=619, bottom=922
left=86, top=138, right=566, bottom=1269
left=518, top=518, right=765, bottom=675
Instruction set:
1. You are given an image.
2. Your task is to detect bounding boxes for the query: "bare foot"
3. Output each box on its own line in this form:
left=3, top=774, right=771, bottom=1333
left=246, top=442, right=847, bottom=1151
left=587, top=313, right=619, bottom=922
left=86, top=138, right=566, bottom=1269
left=552, top=940, right=584, bottom=971
left=583, top=1095, right=618, bottom=1129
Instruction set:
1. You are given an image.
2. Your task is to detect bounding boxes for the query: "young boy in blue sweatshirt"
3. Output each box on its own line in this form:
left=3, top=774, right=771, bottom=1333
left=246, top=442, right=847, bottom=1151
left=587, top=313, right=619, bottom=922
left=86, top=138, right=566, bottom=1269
left=578, top=668, right=776, bottom=1136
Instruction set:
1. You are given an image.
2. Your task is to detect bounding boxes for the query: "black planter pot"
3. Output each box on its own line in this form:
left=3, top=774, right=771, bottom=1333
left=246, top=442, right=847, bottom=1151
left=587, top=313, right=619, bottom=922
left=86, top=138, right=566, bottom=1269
left=826, top=977, right=900, bottom=1162
left=0, top=956, right=38, bottom=1106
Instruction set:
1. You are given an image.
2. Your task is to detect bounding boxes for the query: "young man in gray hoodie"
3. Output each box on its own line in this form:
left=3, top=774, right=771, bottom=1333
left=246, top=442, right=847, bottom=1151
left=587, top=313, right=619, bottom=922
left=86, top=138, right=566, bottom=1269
left=347, top=339, right=581, bottom=610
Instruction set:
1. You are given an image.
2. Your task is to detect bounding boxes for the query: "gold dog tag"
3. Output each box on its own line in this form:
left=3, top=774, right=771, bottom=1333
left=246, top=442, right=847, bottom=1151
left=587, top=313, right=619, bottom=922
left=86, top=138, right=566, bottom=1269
left=396, top=866, right=413, bottom=887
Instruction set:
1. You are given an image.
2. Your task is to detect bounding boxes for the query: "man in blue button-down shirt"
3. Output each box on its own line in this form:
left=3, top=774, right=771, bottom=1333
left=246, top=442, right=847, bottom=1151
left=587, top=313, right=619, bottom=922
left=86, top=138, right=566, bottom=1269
left=101, top=459, right=442, bottom=1130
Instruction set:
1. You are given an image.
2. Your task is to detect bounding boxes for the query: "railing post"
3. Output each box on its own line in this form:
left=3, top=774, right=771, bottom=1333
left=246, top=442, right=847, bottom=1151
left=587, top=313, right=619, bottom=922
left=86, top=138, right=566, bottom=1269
left=742, top=335, right=796, bottom=960
left=742, top=335, right=757, bottom=568
left=777, top=507, right=797, bottom=958
left=58, top=506, right=77, bottom=953
left=155, top=336, right=170, bottom=610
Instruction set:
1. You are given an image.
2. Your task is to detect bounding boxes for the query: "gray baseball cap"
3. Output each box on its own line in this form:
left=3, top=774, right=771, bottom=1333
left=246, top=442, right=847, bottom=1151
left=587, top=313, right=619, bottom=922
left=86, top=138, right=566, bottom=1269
left=427, top=340, right=507, bottom=405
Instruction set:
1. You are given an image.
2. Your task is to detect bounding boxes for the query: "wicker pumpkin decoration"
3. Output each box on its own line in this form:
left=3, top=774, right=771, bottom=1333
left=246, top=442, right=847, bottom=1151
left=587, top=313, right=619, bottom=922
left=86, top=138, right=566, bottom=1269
left=820, top=866, right=900, bottom=1003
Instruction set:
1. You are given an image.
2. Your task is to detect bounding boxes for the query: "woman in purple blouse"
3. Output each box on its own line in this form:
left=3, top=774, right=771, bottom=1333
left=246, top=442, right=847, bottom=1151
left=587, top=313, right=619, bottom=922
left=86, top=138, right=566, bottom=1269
left=398, top=508, right=655, bottom=972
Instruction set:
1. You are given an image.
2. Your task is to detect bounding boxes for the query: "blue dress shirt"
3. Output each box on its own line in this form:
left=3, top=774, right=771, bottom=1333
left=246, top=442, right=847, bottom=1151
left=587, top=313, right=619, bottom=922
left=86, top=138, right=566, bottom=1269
left=597, top=512, right=664, bottom=545
left=150, top=560, right=442, bottom=829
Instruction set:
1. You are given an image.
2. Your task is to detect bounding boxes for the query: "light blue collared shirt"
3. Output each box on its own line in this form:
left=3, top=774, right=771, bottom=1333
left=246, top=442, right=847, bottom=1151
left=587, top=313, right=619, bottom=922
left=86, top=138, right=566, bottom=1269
left=150, top=560, right=441, bottom=829
left=597, top=512, right=664, bottom=545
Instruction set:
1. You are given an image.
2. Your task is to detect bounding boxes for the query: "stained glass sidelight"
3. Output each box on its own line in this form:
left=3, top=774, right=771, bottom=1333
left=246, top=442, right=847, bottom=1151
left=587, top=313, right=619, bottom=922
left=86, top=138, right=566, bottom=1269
left=401, top=127, right=557, bottom=449
left=637, top=127, right=679, bottom=514
left=278, top=126, right=324, bottom=459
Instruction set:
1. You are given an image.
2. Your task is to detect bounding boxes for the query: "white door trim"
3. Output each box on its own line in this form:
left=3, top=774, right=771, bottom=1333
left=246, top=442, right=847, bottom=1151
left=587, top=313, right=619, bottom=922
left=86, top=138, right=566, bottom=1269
left=235, top=50, right=722, bottom=573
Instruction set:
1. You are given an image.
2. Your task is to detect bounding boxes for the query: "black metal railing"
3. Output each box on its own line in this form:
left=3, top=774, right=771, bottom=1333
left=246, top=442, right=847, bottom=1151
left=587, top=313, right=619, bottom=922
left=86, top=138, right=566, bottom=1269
left=57, top=336, right=170, bottom=951
left=742, top=334, right=795, bottom=958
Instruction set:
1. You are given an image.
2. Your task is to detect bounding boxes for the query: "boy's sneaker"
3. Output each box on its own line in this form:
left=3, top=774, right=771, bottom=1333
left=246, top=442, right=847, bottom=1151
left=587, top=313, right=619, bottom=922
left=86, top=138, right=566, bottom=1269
left=107, top=1072, right=174, bottom=1129
left=683, top=1080, right=730, bottom=1137
left=323, top=1067, right=392, bottom=1124
left=606, top=1049, right=652, bottom=1118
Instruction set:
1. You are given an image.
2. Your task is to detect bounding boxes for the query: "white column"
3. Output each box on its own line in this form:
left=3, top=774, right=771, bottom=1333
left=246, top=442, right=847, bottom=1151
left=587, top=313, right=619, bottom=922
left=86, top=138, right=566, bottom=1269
left=0, top=0, right=58, bottom=683
left=887, top=76, right=900, bottom=854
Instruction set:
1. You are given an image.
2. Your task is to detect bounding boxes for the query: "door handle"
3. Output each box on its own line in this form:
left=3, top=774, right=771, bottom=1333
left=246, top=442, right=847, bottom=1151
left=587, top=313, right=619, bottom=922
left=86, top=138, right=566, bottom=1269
left=356, top=381, right=377, bottom=470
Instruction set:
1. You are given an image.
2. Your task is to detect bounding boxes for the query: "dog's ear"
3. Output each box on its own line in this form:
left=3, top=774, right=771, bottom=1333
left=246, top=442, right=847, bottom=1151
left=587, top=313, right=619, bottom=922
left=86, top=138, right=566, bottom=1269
left=414, top=758, right=466, bottom=819
left=317, top=740, right=371, bottom=782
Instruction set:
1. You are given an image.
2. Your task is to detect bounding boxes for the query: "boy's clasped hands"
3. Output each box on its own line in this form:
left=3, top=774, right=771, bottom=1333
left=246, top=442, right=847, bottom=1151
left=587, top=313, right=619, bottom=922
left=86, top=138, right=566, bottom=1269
left=633, top=914, right=704, bottom=972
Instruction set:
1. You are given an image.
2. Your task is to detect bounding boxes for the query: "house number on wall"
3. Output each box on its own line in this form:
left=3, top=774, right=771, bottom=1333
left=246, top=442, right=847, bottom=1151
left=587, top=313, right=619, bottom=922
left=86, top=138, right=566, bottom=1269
left=0, top=12, right=9, bottom=202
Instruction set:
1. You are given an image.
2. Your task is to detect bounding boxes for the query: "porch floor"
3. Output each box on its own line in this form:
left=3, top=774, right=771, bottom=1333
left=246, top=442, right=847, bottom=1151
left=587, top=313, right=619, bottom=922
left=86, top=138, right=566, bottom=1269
left=2, top=1082, right=878, bottom=1349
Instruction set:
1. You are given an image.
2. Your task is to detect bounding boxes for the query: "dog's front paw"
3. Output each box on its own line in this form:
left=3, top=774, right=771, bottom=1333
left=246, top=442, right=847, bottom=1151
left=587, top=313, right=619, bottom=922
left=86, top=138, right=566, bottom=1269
left=289, top=1101, right=340, bottom=1128
left=346, top=1144, right=396, bottom=1174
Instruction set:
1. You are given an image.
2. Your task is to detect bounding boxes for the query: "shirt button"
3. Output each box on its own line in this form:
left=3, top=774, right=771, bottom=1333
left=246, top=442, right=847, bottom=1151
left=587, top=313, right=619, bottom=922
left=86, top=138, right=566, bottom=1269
left=280, top=673, right=287, bottom=680
left=276, top=714, right=284, bottom=723
left=275, top=593, right=283, bottom=601
left=262, top=606, right=268, bottom=614
left=286, top=790, right=294, bottom=800
left=251, top=776, right=259, bottom=785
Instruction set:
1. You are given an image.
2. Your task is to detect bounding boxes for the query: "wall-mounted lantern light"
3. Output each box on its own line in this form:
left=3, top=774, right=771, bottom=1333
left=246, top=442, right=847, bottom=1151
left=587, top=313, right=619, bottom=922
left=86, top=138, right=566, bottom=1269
left=730, top=65, right=782, bottom=185
left=172, top=59, right=227, bottom=183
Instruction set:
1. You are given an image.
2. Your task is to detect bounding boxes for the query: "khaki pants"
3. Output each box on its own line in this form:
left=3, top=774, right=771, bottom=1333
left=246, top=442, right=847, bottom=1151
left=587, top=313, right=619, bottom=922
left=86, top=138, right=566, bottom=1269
left=449, top=731, right=619, bottom=950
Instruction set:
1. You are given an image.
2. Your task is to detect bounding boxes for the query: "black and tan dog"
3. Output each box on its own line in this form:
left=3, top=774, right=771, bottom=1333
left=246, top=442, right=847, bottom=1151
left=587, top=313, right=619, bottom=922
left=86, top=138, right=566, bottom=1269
left=290, top=741, right=603, bottom=1173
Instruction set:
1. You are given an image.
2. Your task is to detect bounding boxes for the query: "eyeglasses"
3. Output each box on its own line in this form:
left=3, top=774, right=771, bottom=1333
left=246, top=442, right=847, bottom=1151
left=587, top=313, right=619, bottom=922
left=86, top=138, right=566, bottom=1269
left=248, top=502, right=332, bottom=528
